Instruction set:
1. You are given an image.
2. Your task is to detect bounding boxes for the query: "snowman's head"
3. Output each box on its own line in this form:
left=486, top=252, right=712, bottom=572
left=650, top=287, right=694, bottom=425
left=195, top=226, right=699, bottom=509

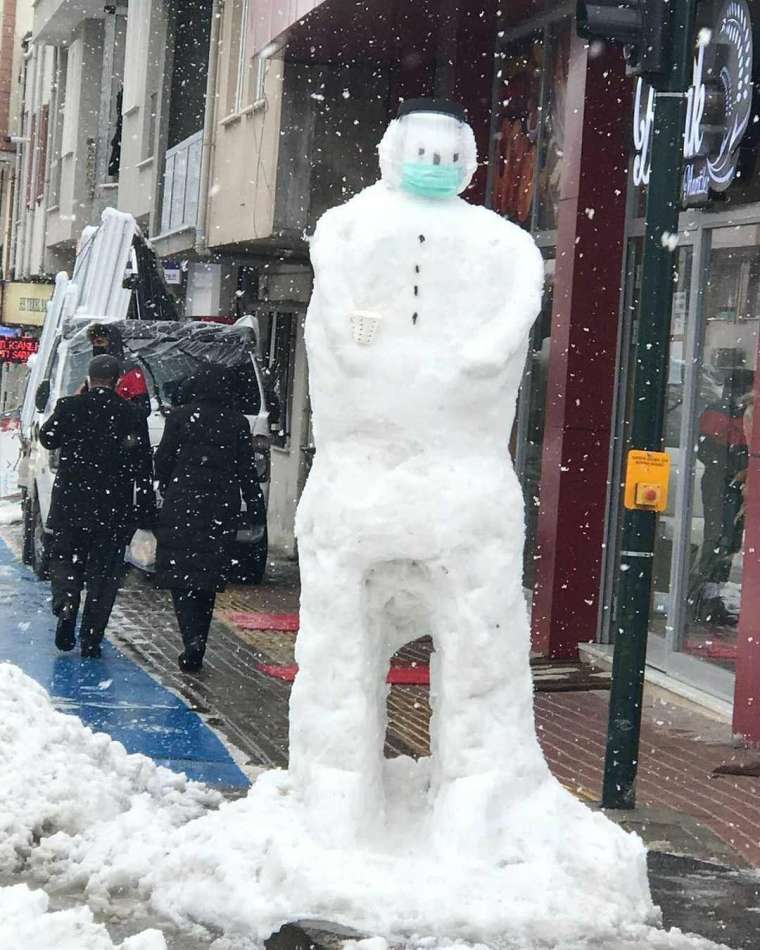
left=378, top=98, right=477, bottom=199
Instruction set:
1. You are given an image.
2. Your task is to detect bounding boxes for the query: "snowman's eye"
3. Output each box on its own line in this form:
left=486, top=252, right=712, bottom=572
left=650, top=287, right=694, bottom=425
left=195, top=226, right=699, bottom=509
left=453, top=152, right=460, bottom=163
left=418, top=147, right=425, bottom=156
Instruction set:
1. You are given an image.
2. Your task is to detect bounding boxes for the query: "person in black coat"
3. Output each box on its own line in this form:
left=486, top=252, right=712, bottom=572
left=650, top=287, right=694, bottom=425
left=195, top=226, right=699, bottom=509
left=39, top=354, right=155, bottom=657
left=154, top=365, right=264, bottom=672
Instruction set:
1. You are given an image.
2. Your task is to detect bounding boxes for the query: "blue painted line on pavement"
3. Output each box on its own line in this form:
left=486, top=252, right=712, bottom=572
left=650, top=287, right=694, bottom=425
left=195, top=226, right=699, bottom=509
left=0, top=537, right=250, bottom=789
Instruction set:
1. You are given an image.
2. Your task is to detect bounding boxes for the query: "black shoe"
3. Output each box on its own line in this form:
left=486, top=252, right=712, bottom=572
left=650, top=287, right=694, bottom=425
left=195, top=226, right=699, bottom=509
left=700, top=597, right=738, bottom=627
left=178, top=651, right=203, bottom=673
left=80, top=642, right=102, bottom=659
left=55, top=616, right=77, bottom=652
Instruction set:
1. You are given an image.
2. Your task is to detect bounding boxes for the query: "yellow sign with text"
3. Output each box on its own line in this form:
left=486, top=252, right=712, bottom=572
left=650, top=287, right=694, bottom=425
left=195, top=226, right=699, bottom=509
left=624, top=450, right=671, bottom=513
left=2, top=281, right=53, bottom=327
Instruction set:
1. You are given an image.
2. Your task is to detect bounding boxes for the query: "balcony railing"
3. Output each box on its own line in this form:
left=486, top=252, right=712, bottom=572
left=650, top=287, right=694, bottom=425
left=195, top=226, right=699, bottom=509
left=160, top=130, right=202, bottom=234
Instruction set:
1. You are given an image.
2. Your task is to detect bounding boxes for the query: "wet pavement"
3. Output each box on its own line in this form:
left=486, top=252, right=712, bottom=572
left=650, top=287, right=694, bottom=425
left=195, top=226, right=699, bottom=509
left=648, top=852, right=760, bottom=948
left=0, top=534, right=249, bottom=789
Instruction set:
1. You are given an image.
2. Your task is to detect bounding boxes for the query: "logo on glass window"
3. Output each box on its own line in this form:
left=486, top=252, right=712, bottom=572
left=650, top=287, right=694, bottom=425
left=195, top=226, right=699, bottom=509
left=632, top=0, right=753, bottom=204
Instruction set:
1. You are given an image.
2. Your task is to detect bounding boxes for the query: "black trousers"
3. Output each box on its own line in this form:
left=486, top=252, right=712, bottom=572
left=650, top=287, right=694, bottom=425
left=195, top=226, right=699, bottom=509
left=170, top=589, right=216, bottom=661
left=695, top=467, right=744, bottom=586
left=49, top=527, right=130, bottom=645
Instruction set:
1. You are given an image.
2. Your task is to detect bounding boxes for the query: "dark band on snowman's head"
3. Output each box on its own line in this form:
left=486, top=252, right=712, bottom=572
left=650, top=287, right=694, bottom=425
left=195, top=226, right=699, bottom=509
left=397, top=98, right=467, bottom=124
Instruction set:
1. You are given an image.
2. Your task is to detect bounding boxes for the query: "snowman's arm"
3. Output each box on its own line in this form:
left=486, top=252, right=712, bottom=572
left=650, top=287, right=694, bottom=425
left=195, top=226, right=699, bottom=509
left=308, top=210, right=378, bottom=358
left=461, top=230, right=544, bottom=377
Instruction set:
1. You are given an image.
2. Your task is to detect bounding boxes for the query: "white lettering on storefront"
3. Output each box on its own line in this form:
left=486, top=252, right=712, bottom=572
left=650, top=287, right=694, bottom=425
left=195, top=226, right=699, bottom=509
left=631, top=0, right=752, bottom=203
left=683, top=44, right=706, bottom=161
left=632, top=78, right=655, bottom=187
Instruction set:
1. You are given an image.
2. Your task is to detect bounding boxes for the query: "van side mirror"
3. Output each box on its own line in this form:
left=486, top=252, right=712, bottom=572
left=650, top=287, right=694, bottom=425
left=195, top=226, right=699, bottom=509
left=35, top=380, right=51, bottom=412
left=123, top=274, right=139, bottom=291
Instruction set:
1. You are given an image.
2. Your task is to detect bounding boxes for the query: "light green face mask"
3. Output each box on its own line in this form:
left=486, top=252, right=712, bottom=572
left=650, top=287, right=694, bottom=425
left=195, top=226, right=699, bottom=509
left=401, top=161, right=464, bottom=199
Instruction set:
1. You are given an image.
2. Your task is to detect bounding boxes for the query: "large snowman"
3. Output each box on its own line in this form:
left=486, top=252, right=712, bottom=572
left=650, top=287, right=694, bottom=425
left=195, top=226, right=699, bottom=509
left=289, top=99, right=651, bottom=908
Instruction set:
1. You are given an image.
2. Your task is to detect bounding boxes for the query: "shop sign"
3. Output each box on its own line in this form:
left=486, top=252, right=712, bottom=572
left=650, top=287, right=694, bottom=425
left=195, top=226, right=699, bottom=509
left=632, top=0, right=753, bottom=204
left=2, top=281, right=54, bottom=327
left=163, top=261, right=182, bottom=286
left=0, top=336, right=39, bottom=364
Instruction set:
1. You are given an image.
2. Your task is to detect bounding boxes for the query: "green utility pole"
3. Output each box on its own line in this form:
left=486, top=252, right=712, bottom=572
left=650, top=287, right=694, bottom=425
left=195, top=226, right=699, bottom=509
left=602, top=0, right=699, bottom=809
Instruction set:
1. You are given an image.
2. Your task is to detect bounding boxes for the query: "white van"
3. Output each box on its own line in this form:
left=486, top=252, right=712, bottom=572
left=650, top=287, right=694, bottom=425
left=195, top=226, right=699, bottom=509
left=19, top=208, right=271, bottom=584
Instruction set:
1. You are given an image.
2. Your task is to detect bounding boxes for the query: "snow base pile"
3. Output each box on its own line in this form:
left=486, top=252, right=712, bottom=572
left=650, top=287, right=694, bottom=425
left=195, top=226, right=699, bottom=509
left=0, top=664, right=729, bottom=949
left=145, top=763, right=656, bottom=946
left=0, top=884, right=165, bottom=950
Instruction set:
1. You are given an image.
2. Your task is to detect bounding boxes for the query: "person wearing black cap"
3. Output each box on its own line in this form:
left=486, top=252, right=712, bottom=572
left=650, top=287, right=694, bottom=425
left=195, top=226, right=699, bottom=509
left=86, top=322, right=151, bottom=416
left=39, top=354, right=155, bottom=657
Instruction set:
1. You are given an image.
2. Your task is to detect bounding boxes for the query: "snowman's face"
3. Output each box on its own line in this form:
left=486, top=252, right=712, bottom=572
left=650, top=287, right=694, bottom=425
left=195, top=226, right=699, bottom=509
left=378, top=111, right=478, bottom=198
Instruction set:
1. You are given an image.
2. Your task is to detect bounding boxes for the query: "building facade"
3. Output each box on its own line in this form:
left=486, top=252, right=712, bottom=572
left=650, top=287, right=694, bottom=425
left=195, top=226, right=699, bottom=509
left=492, top=0, right=760, bottom=740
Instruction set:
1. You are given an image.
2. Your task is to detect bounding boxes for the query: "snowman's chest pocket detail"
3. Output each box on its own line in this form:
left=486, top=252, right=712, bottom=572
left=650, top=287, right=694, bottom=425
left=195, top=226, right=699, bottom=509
left=349, top=311, right=382, bottom=346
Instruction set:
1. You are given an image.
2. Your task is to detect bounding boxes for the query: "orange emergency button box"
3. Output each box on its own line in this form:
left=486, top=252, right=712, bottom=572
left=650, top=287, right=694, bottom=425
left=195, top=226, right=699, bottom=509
left=624, top=450, right=671, bottom=513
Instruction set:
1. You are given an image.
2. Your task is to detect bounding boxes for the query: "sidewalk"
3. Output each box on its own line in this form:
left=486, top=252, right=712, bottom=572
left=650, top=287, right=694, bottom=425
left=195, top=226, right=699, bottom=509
left=214, top=557, right=760, bottom=869
left=1, top=522, right=759, bottom=947
left=0, top=530, right=249, bottom=791
left=37, top=532, right=760, bottom=872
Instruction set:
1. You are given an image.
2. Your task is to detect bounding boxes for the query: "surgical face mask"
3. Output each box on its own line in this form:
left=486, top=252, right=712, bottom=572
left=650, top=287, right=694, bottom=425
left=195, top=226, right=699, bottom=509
left=91, top=345, right=110, bottom=357
left=401, top=161, right=465, bottom=199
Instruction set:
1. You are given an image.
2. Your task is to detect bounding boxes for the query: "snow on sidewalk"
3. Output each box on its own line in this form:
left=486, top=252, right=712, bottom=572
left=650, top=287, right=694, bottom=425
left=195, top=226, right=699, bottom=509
left=0, top=662, right=220, bottom=900
left=0, top=661, right=737, bottom=949
left=0, top=884, right=165, bottom=950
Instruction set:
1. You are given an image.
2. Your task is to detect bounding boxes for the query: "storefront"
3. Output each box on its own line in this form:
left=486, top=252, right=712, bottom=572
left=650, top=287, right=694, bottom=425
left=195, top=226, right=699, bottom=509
left=492, top=0, right=760, bottom=736
left=0, top=281, right=50, bottom=418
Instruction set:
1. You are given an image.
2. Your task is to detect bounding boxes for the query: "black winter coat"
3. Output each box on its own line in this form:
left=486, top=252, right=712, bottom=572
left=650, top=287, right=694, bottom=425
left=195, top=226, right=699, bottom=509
left=154, top=371, right=264, bottom=592
left=39, top=387, right=154, bottom=534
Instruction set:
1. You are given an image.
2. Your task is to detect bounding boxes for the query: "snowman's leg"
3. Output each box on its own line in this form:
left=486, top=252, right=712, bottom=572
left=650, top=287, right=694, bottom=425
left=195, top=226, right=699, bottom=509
left=289, top=547, right=387, bottom=844
left=427, top=540, right=547, bottom=853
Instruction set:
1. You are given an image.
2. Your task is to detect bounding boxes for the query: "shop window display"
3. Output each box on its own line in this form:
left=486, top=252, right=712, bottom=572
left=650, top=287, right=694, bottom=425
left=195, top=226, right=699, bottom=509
left=683, top=231, right=760, bottom=669
left=536, top=24, right=569, bottom=232
left=490, top=20, right=569, bottom=589
left=491, top=22, right=569, bottom=230
left=521, top=260, right=554, bottom=587
left=492, top=34, right=542, bottom=226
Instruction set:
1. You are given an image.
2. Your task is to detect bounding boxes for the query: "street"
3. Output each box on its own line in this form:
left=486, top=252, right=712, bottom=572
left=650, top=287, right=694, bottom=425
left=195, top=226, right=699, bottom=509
left=1, top=513, right=759, bottom=949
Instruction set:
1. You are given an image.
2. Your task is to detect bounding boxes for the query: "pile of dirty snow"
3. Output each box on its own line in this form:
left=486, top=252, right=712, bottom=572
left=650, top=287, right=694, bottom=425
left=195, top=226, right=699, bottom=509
left=0, top=884, right=165, bottom=950
left=0, top=665, right=735, bottom=950
left=0, top=662, right=221, bottom=905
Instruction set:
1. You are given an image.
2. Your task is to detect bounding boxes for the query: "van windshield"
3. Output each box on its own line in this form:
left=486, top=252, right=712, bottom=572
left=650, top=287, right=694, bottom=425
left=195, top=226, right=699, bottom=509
left=62, top=319, right=262, bottom=416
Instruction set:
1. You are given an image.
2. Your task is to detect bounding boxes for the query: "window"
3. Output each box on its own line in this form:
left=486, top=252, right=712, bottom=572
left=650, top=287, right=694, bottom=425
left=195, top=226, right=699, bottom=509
left=250, top=53, right=267, bottom=106
left=25, top=116, right=35, bottom=209
left=48, top=49, right=67, bottom=207
left=36, top=105, right=49, bottom=204
left=224, top=0, right=250, bottom=115
left=263, top=311, right=296, bottom=449
left=144, top=90, right=158, bottom=160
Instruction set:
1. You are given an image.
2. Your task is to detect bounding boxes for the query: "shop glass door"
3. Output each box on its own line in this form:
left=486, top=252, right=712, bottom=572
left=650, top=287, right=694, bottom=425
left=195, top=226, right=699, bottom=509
left=676, top=225, right=760, bottom=671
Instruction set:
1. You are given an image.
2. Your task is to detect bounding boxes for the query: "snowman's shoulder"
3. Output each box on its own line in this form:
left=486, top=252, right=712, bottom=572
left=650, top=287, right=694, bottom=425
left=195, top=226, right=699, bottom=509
left=463, top=202, right=535, bottom=246
left=465, top=205, right=543, bottom=271
left=311, top=183, right=385, bottom=246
